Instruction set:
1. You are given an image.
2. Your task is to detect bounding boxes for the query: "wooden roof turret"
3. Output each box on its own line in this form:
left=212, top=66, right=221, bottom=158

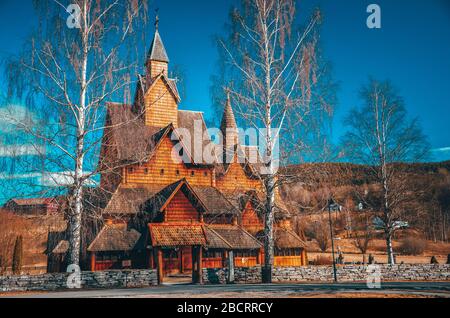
left=147, top=13, right=169, bottom=63
left=146, top=14, right=169, bottom=78
left=220, top=92, right=239, bottom=164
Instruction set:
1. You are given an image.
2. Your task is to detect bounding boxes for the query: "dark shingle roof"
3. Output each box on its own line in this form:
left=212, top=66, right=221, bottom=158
left=137, top=74, right=180, bottom=103
left=220, top=95, right=238, bottom=134
left=7, top=198, right=55, bottom=206
left=257, top=228, right=306, bottom=249
left=88, top=224, right=142, bottom=252
left=147, top=30, right=169, bottom=63
left=104, top=103, right=163, bottom=164
left=103, top=180, right=209, bottom=219
left=203, top=226, right=233, bottom=249
left=177, top=110, right=218, bottom=165
left=149, top=223, right=206, bottom=247
left=104, top=104, right=215, bottom=166
left=274, top=228, right=306, bottom=249
left=206, top=224, right=262, bottom=250
left=145, top=180, right=207, bottom=216
left=52, top=240, right=69, bottom=254
left=216, top=144, right=264, bottom=179
left=192, top=186, right=238, bottom=216
left=103, top=185, right=165, bottom=215
left=45, top=231, right=67, bottom=255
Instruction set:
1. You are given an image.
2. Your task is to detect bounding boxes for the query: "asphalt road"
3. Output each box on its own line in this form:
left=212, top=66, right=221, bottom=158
left=5, top=282, right=450, bottom=298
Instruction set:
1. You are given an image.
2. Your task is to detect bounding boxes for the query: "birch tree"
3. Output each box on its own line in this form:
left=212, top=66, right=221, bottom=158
left=341, top=79, right=430, bottom=264
left=5, top=0, right=149, bottom=267
left=216, top=0, right=333, bottom=282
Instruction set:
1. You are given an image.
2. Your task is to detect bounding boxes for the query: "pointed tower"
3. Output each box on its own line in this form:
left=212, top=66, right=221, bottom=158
left=142, top=14, right=180, bottom=128
left=146, top=15, right=169, bottom=78
left=220, top=92, right=239, bottom=163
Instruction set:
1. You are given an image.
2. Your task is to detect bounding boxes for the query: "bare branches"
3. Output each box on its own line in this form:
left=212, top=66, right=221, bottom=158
left=341, top=79, right=431, bottom=263
left=3, top=0, right=149, bottom=266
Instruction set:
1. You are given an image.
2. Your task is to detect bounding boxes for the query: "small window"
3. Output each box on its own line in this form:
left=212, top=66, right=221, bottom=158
left=144, top=168, right=149, bottom=174
left=204, top=171, right=208, bottom=177
left=160, top=169, right=165, bottom=175
left=191, top=171, right=195, bottom=177
left=176, top=170, right=180, bottom=176
left=128, top=167, right=134, bottom=174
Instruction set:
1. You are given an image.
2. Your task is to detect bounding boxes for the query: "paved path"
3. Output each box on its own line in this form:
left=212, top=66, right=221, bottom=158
left=5, top=282, right=450, bottom=298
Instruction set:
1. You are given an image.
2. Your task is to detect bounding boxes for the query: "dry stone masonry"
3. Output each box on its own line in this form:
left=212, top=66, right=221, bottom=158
left=0, top=269, right=158, bottom=292
left=1, top=265, right=448, bottom=292
left=202, top=264, right=450, bottom=284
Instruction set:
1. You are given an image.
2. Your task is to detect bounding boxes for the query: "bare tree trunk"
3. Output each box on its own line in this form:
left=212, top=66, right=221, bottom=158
left=263, top=174, right=275, bottom=283
left=68, top=1, right=88, bottom=267
left=5, top=0, right=149, bottom=269
left=386, top=231, right=395, bottom=264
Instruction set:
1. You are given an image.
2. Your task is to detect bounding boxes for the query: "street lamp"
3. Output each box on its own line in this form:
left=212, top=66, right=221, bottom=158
left=328, top=198, right=339, bottom=283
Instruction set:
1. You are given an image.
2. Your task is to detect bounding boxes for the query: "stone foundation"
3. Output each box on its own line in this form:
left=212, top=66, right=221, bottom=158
left=202, top=266, right=262, bottom=284
left=1, top=265, right=448, bottom=291
left=0, top=269, right=158, bottom=292
left=203, top=264, right=450, bottom=284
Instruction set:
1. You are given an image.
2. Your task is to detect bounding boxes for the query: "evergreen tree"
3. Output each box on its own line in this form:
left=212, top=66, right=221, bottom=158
left=12, top=235, right=23, bottom=275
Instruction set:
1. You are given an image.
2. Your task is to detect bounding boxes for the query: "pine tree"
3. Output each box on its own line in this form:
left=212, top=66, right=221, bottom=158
left=12, top=235, right=23, bottom=275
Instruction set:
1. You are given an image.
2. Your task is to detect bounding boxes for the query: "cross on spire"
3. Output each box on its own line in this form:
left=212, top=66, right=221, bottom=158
left=155, top=9, right=160, bottom=30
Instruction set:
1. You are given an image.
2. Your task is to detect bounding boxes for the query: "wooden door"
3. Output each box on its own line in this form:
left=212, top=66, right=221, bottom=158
left=181, top=247, right=193, bottom=273
left=163, top=249, right=180, bottom=275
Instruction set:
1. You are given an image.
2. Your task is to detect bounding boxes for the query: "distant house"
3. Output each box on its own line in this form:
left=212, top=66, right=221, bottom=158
left=3, top=198, right=59, bottom=216
left=372, top=216, right=409, bottom=230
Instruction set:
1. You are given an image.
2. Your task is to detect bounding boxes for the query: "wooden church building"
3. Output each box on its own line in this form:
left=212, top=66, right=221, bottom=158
left=47, top=20, right=307, bottom=284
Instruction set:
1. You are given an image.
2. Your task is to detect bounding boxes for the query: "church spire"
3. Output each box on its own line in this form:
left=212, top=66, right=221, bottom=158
left=220, top=90, right=239, bottom=161
left=146, top=12, right=169, bottom=77
left=220, top=91, right=238, bottom=133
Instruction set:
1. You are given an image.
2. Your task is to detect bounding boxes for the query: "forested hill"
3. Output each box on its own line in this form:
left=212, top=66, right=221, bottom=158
left=281, top=161, right=450, bottom=190
left=279, top=161, right=450, bottom=241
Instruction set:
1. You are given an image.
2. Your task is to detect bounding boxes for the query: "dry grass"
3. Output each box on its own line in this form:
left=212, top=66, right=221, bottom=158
left=306, top=234, right=450, bottom=264
left=0, top=213, right=66, bottom=273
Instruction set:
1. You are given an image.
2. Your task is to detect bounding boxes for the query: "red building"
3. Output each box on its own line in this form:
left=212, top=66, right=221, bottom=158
left=4, top=198, right=59, bottom=216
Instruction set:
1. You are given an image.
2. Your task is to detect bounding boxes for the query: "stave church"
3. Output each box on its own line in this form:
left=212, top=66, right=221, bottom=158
left=46, top=20, right=307, bottom=284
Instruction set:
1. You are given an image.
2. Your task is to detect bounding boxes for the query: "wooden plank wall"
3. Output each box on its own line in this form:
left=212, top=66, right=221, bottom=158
left=164, top=190, right=200, bottom=222
left=216, top=161, right=263, bottom=192
left=123, top=137, right=214, bottom=187
left=147, top=61, right=168, bottom=78
left=145, top=78, right=178, bottom=128
left=241, top=201, right=264, bottom=235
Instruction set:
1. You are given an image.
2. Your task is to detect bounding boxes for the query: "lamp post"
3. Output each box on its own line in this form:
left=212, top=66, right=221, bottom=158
left=328, top=198, right=338, bottom=283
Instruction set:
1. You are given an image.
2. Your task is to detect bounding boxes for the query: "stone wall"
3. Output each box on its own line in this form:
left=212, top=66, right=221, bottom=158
left=272, top=264, right=450, bottom=282
left=203, top=264, right=450, bottom=284
left=202, top=266, right=262, bottom=284
left=2, top=265, right=448, bottom=291
left=0, top=269, right=158, bottom=292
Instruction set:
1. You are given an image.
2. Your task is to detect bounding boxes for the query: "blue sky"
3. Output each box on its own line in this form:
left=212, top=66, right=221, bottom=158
left=0, top=0, right=449, bottom=162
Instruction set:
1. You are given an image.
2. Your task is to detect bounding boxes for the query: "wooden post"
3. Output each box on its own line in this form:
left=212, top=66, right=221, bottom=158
left=192, top=246, right=203, bottom=284
left=156, top=248, right=163, bottom=284
left=192, top=246, right=198, bottom=283
left=197, top=246, right=203, bottom=284
left=227, top=250, right=235, bottom=284
left=179, top=248, right=184, bottom=273
left=223, top=251, right=228, bottom=268
left=149, top=249, right=155, bottom=269
left=90, top=253, right=96, bottom=272
left=301, top=249, right=307, bottom=266
left=257, top=248, right=263, bottom=265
